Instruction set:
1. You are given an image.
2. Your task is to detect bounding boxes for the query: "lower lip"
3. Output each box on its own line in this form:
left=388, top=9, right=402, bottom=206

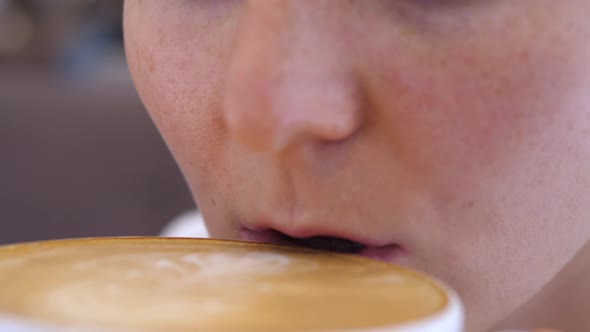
left=239, top=228, right=406, bottom=265
left=358, top=245, right=406, bottom=264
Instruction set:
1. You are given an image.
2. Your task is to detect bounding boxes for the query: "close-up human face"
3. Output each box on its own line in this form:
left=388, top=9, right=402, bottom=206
left=124, top=1, right=590, bottom=331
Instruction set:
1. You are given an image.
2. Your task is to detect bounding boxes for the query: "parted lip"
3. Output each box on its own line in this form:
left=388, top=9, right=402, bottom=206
left=239, top=218, right=400, bottom=248
left=238, top=226, right=406, bottom=263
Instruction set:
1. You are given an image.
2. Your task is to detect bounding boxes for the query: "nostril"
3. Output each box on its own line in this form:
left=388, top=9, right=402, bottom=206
left=293, top=236, right=367, bottom=253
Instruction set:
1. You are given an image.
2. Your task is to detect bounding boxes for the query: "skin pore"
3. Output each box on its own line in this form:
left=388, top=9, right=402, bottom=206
left=123, top=1, right=590, bottom=331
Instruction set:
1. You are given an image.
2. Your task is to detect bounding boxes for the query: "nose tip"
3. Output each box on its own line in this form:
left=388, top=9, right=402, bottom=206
left=221, top=2, right=365, bottom=154
left=223, top=71, right=366, bottom=153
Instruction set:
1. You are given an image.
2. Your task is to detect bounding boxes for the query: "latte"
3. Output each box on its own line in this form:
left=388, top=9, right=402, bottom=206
left=0, top=237, right=463, bottom=331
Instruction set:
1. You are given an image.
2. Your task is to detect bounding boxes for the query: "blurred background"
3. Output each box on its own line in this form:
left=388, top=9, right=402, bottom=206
left=0, top=0, right=195, bottom=245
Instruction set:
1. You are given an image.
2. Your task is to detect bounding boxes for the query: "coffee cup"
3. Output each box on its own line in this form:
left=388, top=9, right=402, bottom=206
left=0, top=237, right=463, bottom=331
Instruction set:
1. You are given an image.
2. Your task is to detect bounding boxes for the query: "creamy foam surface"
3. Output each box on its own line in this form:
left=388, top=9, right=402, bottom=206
left=0, top=237, right=449, bottom=331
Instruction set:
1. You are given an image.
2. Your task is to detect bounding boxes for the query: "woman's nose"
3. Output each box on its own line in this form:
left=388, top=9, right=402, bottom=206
left=223, top=1, right=365, bottom=154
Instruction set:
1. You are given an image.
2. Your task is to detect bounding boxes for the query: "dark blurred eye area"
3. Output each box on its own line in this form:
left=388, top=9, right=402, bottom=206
left=186, top=0, right=241, bottom=8
left=383, top=0, right=474, bottom=12
left=166, top=0, right=242, bottom=24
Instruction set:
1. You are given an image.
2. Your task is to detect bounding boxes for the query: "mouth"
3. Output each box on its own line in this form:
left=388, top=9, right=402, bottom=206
left=239, top=228, right=405, bottom=264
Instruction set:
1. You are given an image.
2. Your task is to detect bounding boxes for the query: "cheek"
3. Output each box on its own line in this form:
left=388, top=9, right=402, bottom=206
left=365, top=2, right=590, bottom=173
left=125, top=17, right=233, bottom=202
left=367, top=9, right=590, bottom=212
left=364, top=13, right=590, bottom=324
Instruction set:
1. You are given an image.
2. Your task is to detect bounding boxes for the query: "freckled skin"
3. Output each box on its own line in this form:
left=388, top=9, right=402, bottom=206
left=124, top=1, right=590, bottom=331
